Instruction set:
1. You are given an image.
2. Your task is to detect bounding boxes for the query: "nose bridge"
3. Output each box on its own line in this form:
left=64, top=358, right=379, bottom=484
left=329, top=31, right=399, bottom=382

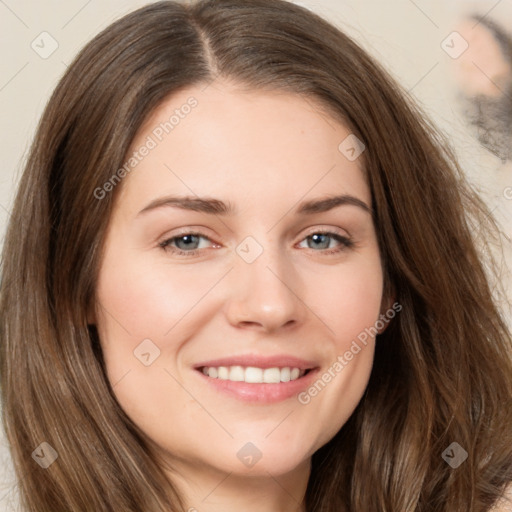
left=224, top=234, right=304, bottom=331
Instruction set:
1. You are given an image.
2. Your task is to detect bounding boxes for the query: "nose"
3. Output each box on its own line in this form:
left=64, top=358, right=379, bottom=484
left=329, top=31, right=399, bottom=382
left=223, top=243, right=307, bottom=333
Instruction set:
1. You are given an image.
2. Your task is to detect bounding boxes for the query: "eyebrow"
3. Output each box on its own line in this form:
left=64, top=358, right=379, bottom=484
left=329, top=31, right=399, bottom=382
left=136, top=194, right=372, bottom=217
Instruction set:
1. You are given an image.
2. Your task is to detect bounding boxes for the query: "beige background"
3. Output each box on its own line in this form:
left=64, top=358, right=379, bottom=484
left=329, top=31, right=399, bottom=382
left=1, top=0, right=511, bottom=509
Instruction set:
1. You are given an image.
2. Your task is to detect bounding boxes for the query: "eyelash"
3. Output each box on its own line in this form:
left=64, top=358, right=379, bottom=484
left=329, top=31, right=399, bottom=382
left=158, top=230, right=354, bottom=257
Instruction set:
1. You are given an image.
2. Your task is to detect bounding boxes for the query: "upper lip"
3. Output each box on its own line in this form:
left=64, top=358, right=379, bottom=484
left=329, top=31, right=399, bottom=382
left=193, top=354, right=318, bottom=371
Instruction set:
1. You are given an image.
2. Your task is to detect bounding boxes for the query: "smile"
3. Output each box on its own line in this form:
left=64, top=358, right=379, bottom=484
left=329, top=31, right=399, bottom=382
left=200, top=365, right=309, bottom=383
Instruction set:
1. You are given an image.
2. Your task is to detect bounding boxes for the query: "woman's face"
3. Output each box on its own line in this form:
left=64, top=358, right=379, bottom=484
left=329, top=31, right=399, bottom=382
left=93, top=80, right=387, bottom=481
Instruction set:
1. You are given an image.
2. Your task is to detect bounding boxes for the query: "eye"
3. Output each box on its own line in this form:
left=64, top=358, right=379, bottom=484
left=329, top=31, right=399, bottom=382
left=297, top=231, right=353, bottom=255
left=159, top=229, right=354, bottom=257
left=159, top=232, right=215, bottom=256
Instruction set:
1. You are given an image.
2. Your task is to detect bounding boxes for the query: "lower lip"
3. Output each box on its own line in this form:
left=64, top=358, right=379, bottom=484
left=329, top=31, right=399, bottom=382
left=195, top=368, right=319, bottom=403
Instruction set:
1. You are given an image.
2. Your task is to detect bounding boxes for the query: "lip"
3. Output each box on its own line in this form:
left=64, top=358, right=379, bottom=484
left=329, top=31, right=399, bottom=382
left=193, top=354, right=320, bottom=404
left=193, top=354, right=318, bottom=371
left=195, top=367, right=320, bottom=404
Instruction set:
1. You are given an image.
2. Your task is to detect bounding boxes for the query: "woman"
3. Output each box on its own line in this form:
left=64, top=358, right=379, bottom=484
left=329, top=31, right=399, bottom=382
left=1, top=1, right=511, bottom=510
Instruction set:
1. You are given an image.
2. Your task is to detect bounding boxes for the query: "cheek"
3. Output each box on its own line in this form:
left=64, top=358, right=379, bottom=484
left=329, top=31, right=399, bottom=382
left=95, top=250, right=222, bottom=345
left=295, top=256, right=383, bottom=441
left=314, top=255, right=384, bottom=344
left=93, top=252, right=214, bottom=449
left=93, top=249, right=213, bottom=398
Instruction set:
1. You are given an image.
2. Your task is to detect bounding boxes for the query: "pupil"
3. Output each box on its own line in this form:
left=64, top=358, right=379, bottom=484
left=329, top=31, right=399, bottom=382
left=177, top=235, right=198, bottom=250
left=311, top=234, right=329, bottom=249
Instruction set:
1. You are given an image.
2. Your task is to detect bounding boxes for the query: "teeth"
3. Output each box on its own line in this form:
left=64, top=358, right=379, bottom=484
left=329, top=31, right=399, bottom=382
left=245, top=367, right=263, bottom=383
left=229, top=366, right=245, bottom=381
left=263, top=368, right=280, bottom=383
left=280, top=367, right=291, bottom=382
left=201, top=366, right=307, bottom=383
left=217, top=366, right=229, bottom=380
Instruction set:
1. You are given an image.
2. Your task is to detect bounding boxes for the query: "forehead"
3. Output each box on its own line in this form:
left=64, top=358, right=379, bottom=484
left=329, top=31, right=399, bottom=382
left=115, top=80, right=370, bottom=216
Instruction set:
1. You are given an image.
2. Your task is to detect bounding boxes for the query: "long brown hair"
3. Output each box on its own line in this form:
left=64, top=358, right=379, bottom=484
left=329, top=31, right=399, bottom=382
left=1, top=1, right=511, bottom=510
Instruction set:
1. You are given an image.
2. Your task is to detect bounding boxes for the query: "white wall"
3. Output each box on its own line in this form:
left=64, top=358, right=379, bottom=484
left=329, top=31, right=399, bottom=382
left=1, top=1, right=511, bottom=508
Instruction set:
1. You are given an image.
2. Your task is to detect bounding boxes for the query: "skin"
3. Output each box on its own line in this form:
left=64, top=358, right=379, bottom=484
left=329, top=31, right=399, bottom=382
left=92, top=80, right=390, bottom=512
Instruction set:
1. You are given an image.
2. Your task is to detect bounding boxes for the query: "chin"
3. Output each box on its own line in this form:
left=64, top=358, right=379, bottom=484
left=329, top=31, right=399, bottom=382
left=210, top=436, right=314, bottom=478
